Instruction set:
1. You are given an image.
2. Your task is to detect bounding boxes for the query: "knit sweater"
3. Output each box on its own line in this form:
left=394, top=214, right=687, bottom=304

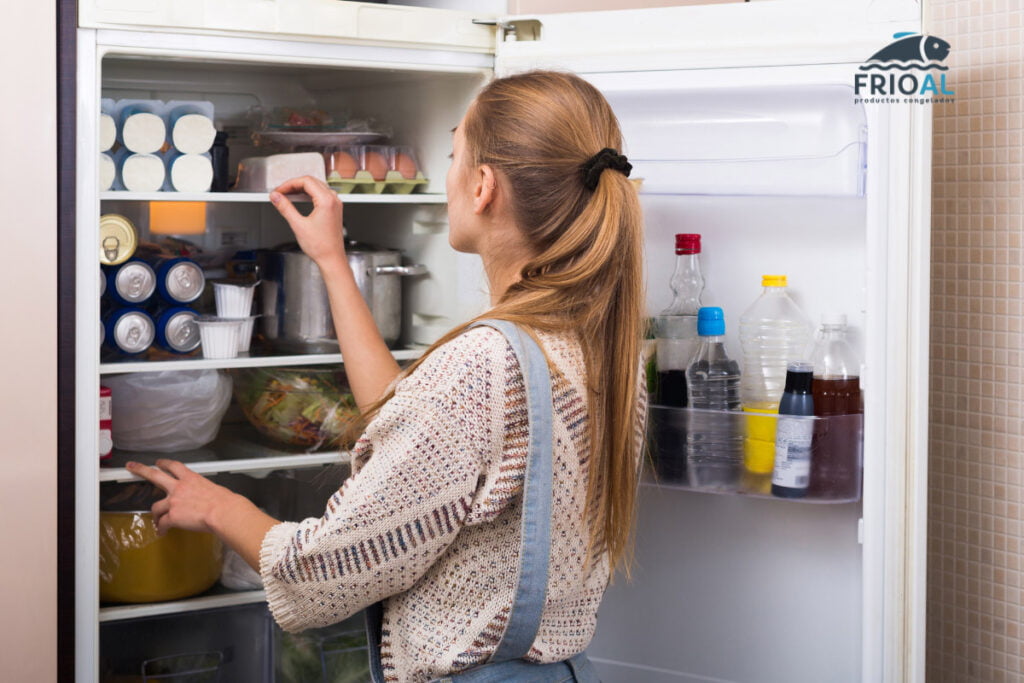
left=259, top=325, right=646, bottom=682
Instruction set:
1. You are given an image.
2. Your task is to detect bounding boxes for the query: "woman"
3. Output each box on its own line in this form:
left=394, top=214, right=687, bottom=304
left=127, top=70, right=646, bottom=682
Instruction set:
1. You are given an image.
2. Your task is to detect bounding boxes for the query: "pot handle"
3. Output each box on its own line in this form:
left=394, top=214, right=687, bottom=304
left=373, top=264, right=428, bottom=276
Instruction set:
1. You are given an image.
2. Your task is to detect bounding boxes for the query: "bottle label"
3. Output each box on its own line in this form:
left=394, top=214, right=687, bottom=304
left=772, top=416, right=813, bottom=489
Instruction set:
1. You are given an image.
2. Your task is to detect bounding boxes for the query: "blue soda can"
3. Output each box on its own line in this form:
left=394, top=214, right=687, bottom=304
left=153, top=257, right=206, bottom=304
left=104, top=307, right=155, bottom=355
left=153, top=305, right=201, bottom=353
left=105, top=259, right=156, bottom=306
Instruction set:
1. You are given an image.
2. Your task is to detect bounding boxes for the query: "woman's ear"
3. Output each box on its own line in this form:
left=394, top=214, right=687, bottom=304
left=473, top=164, right=498, bottom=215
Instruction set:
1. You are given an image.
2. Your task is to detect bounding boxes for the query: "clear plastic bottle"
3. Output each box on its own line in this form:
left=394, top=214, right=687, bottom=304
left=685, top=306, right=742, bottom=491
left=650, top=234, right=704, bottom=482
left=806, top=313, right=863, bottom=500
left=738, top=275, right=812, bottom=492
left=653, top=233, right=704, bottom=406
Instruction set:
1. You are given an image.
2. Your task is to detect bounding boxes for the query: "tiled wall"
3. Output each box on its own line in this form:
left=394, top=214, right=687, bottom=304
left=928, top=1, right=1024, bottom=681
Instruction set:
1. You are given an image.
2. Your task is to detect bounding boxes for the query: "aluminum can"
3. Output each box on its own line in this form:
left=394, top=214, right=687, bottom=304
left=99, top=214, right=138, bottom=266
left=99, top=269, right=106, bottom=297
left=99, top=386, right=113, bottom=462
left=104, top=307, right=155, bottom=355
left=153, top=306, right=201, bottom=353
left=153, top=258, right=206, bottom=304
left=106, top=259, right=157, bottom=306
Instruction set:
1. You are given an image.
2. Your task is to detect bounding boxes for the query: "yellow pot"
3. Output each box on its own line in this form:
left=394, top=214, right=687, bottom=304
left=99, top=511, right=222, bottom=603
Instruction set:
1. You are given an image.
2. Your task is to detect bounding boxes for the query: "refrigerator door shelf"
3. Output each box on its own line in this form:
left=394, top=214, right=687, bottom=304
left=647, top=406, right=864, bottom=504
left=81, top=0, right=496, bottom=53
left=612, top=84, right=868, bottom=197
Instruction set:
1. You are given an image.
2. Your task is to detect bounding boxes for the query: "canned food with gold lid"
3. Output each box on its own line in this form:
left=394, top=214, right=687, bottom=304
left=99, top=214, right=138, bottom=266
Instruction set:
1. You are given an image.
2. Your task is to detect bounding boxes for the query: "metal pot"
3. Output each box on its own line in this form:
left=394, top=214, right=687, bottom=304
left=258, top=241, right=426, bottom=352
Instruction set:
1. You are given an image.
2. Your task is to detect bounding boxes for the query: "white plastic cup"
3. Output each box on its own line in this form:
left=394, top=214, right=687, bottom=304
left=196, top=317, right=243, bottom=359
left=166, top=151, right=214, bottom=193
left=236, top=316, right=257, bottom=353
left=213, top=282, right=257, bottom=317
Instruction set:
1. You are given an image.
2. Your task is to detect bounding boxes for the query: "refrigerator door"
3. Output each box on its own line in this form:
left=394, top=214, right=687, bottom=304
left=494, top=5, right=929, bottom=683
left=495, top=1, right=922, bottom=74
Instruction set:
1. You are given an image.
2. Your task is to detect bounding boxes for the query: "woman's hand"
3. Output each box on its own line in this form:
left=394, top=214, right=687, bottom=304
left=125, top=459, right=242, bottom=536
left=270, top=175, right=349, bottom=270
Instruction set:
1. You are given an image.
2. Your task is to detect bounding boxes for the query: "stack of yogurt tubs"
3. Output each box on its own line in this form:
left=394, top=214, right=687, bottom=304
left=100, top=98, right=219, bottom=193
left=196, top=281, right=260, bottom=359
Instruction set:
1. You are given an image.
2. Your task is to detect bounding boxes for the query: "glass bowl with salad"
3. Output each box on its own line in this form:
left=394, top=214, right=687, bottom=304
left=231, top=367, right=361, bottom=451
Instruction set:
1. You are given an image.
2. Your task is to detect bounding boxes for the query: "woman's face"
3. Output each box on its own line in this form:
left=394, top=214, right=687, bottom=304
left=445, top=114, right=479, bottom=254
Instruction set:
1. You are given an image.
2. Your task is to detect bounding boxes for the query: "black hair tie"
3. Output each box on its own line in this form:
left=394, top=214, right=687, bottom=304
left=580, top=148, right=632, bottom=191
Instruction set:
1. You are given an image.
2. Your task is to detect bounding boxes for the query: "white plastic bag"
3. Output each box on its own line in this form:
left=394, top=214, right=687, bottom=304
left=220, top=546, right=263, bottom=591
left=105, top=370, right=232, bottom=452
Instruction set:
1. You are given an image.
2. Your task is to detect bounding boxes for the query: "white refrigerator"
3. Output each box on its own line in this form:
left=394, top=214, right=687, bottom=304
left=67, top=1, right=930, bottom=681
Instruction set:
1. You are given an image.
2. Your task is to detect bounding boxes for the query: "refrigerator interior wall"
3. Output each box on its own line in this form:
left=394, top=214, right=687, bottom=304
left=101, top=55, right=492, bottom=344
left=584, top=77, right=868, bottom=682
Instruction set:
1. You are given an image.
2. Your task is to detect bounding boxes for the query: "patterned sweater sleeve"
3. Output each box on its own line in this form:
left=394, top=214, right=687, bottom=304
left=259, top=327, right=512, bottom=633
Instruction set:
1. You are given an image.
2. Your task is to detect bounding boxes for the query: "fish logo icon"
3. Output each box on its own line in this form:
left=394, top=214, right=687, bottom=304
left=859, top=32, right=951, bottom=71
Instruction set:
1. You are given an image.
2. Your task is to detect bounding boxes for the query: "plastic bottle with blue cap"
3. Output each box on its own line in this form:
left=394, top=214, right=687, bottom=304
left=685, top=306, right=742, bottom=491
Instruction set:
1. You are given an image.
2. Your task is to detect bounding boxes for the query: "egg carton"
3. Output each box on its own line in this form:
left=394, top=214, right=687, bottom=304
left=327, top=169, right=429, bottom=194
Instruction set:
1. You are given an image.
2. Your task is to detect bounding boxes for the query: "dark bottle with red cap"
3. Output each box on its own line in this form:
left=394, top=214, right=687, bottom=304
left=651, top=233, right=704, bottom=482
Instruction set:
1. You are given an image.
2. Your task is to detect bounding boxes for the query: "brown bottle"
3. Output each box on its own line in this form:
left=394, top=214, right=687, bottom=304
left=807, top=315, right=863, bottom=500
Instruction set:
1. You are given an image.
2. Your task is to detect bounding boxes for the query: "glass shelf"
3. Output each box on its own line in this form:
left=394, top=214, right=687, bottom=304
left=100, top=191, right=447, bottom=204
left=100, top=346, right=425, bottom=374
left=646, top=405, right=863, bottom=504
left=99, top=425, right=353, bottom=482
left=99, top=587, right=266, bottom=623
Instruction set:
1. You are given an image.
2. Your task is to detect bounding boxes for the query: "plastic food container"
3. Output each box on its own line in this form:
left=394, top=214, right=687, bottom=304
left=196, top=317, right=244, bottom=359
left=99, top=510, right=223, bottom=603
left=324, top=145, right=427, bottom=194
left=232, top=152, right=325, bottom=192
left=236, top=315, right=257, bottom=353
left=231, top=367, right=360, bottom=450
left=212, top=281, right=257, bottom=317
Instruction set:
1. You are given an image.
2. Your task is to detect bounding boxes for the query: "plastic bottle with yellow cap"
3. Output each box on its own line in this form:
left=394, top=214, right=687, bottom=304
left=738, top=274, right=812, bottom=493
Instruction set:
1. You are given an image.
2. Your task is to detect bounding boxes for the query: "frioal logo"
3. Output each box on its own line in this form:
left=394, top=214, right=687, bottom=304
left=854, top=32, right=956, bottom=104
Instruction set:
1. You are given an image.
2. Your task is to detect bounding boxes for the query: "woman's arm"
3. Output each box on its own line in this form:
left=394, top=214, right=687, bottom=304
left=124, top=459, right=277, bottom=571
left=270, top=176, right=401, bottom=411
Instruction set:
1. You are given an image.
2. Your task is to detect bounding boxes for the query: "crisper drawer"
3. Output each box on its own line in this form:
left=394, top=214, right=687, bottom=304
left=99, top=602, right=371, bottom=682
left=80, top=0, right=495, bottom=51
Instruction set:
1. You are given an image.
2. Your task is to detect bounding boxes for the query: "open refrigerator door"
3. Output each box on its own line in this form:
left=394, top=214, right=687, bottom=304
left=493, top=2, right=930, bottom=681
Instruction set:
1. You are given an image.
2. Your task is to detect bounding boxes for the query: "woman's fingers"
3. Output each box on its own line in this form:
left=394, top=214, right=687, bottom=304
left=273, top=175, right=337, bottom=206
left=125, top=461, right=178, bottom=493
left=269, top=190, right=304, bottom=224
left=155, top=458, right=194, bottom=480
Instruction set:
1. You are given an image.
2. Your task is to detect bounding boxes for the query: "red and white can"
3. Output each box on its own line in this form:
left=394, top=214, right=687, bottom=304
left=99, top=386, right=113, bottom=462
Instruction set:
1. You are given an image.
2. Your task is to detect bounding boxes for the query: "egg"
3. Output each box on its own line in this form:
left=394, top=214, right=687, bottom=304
left=363, top=150, right=389, bottom=181
left=393, top=152, right=418, bottom=179
left=331, top=151, right=358, bottom=179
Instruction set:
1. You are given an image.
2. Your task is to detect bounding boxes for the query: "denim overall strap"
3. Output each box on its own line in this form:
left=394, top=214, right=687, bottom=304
left=469, top=319, right=554, bottom=663
left=365, top=320, right=555, bottom=681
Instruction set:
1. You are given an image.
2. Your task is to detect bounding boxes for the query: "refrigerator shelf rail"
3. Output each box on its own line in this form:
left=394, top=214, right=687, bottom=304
left=99, top=588, right=266, bottom=623
left=100, top=347, right=426, bottom=375
left=99, top=451, right=350, bottom=484
left=100, top=191, right=448, bottom=205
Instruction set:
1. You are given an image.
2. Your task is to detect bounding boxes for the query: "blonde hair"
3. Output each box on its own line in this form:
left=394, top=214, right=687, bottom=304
left=363, top=70, right=645, bottom=575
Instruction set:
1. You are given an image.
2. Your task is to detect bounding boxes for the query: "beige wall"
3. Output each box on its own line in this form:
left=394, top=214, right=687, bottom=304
left=0, top=3, right=58, bottom=682
left=510, top=0, right=739, bottom=14
left=927, top=1, right=1024, bottom=681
